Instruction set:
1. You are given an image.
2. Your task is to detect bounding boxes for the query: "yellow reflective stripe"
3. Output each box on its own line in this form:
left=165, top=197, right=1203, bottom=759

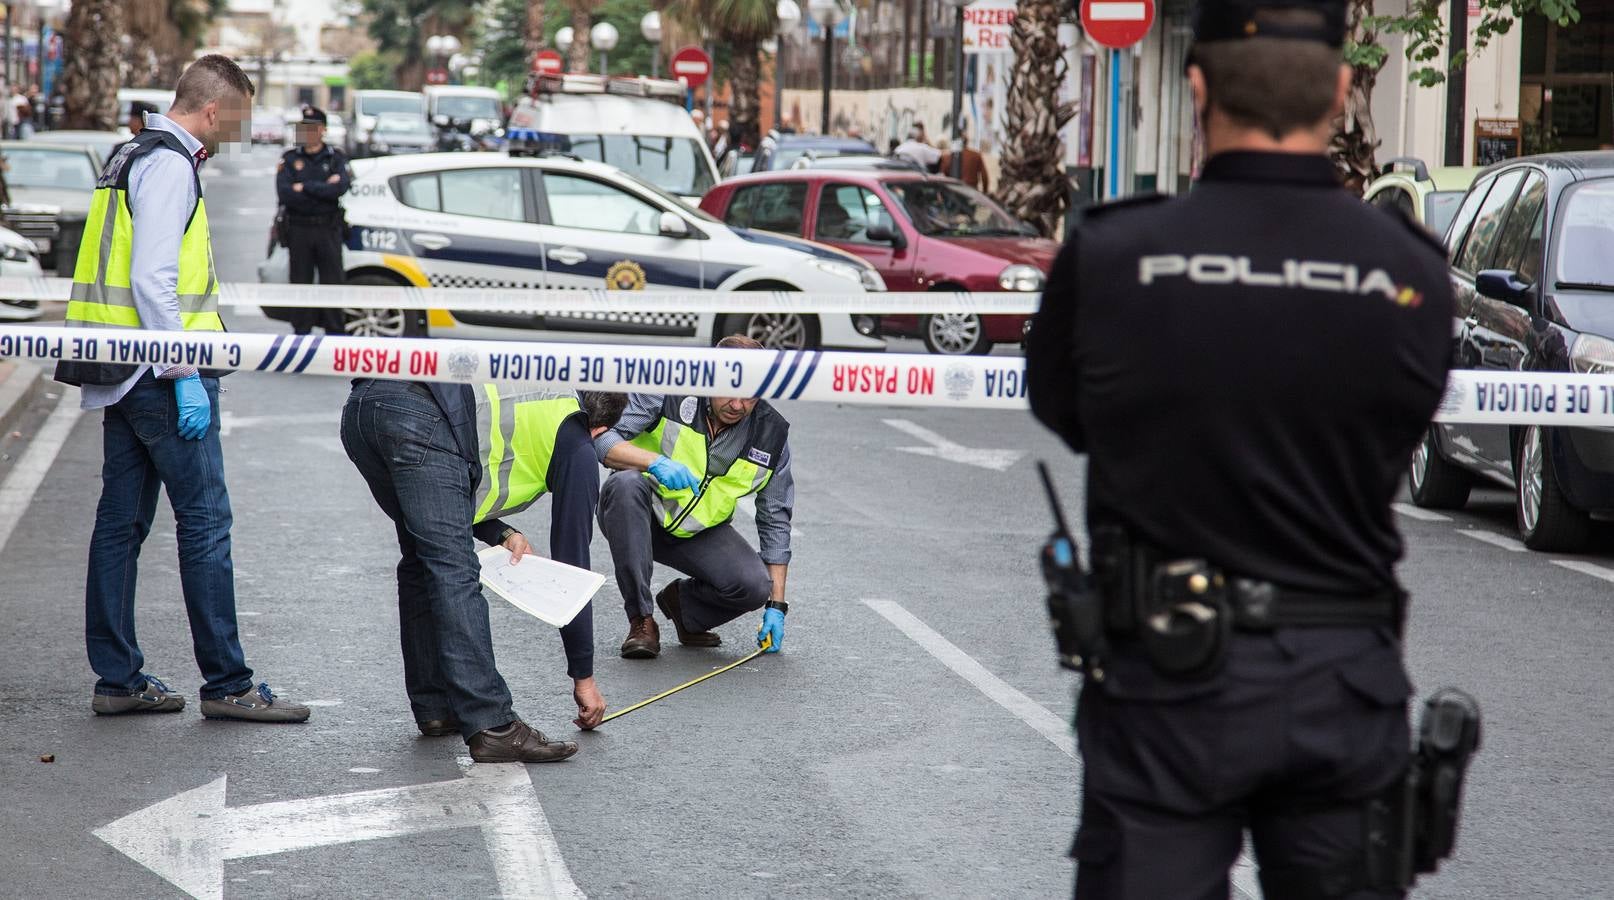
left=65, top=300, right=141, bottom=327
left=474, top=384, right=505, bottom=523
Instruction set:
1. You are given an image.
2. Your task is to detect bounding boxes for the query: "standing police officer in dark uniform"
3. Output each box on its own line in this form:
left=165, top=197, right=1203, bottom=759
left=1027, top=1, right=1477, bottom=897
left=274, top=105, right=349, bottom=335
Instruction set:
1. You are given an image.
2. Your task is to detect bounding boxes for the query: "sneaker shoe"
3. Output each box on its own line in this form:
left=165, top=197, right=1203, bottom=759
left=656, top=581, right=722, bottom=647
left=91, top=676, right=186, bottom=715
left=468, top=719, right=578, bottom=764
left=619, top=615, right=661, bottom=659
left=200, top=682, right=311, bottom=723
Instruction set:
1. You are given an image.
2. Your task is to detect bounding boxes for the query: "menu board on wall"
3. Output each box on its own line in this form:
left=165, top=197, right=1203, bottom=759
left=1475, top=118, right=1522, bottom=167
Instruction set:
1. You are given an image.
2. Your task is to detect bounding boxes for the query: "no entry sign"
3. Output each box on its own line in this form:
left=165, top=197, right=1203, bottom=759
left=1081, top=0, right=1154, bottom=49
left=532, top=49, right=563, bottom=75
left=671, top=46, right=712, bottom=89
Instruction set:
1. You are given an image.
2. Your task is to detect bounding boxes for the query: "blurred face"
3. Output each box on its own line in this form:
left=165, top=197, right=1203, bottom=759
left=296, top=122, right=325, bottom=146
left=708, top=396, right=757, bottom=427
left=199, top=92, right=253, bottom=154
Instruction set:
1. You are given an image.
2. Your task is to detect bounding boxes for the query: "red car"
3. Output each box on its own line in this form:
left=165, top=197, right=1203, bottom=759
left=700, top=166, right=1057, bottom=354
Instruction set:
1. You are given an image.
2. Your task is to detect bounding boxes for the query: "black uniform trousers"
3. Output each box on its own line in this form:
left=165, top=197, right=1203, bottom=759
left=1073, top=627, right=1410, bottom=900
left=285, top=220, right=345, bottom=335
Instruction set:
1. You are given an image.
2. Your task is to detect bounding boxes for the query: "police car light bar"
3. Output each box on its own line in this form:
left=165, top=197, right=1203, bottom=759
left=532, top=73, right=686, bottom=101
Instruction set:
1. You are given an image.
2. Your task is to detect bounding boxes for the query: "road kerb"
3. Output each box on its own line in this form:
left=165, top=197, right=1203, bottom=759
left=0, top=359, right=45, bottom=439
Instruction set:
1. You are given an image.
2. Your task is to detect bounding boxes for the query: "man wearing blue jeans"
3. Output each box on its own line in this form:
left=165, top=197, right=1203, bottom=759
left=53, top=56, right=308, bottom=723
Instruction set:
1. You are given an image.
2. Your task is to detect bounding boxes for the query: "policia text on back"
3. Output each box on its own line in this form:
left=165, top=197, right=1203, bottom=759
left=1025, top=0, right=1482, bottom=897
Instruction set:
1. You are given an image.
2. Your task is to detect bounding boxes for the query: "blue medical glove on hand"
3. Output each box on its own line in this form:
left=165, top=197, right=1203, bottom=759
left=174, top=374, right=211, bottom=441
left=757, top=607, right=785, bottom=653
left=649, top=455, right=700, bottom=492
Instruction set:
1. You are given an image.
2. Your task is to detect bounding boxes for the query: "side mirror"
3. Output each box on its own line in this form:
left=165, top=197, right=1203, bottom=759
left=1476, top=269, right=1533, bottom=307
left=658, top=211, right=691, bottom=238
left=865, top=221, right=906, bottom=249
left=433, top=114, right=449, bottom=128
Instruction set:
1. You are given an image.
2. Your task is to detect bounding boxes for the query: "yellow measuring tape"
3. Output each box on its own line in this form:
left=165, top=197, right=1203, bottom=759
left=599, top=635, right=773, bottom=725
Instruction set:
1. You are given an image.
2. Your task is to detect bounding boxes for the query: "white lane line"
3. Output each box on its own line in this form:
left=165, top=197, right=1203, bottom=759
left=0, top=389, right=82, bottom=554
left=220, top=410, right=340, bottom=436
left=1392, top=502, right=1451, bottom=522
left=882, top=418, right=1023, bottom=471
left=863, top=599, right=1074, bottom=757
left=1459, top=530, right=1526, bottom=552
left=1551, top=559, right=1614, bottom=584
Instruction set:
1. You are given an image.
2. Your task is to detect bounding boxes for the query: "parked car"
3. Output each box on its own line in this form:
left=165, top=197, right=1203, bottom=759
left=0, top=223, right=46, bottom=321
left=324, top=112, right=348, bottom=151
left=750, top=133, right=881, bottom=173
left=115, top=88, right=174, bottom=138
left=701, top=168, right=1053, bottom=354
left=348, top=90, right=427, bottom=158
left=424, top=85, right=504, bottom=147
left=0, top=140, right=99, bottom=272
left=506, top=74, right=718, bottom=203
left=250, top=108, right=287, bottom=145
left=366, top=113, right=436, bottom=155
left=1364, top=157, right=1483, bottom=238
left=28, top=130, right=123, bottom=168
left=1409, top=153, right=1614, bottom=550
left=256, top=152, right=885, bottom=351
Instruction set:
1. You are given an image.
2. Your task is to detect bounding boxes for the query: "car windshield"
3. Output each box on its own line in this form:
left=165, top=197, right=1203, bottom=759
left=1425, top=190, right=1466, bottom=238
left=773, top=148, right=864, bottom=170
left=362, top=96, right=423, bottom=116
left=886, top=181, right=1033, bottom=237
left=563, top=134, right=715, bottom=197
left=2, top=147, right=96, bottom=191
left=375, top=114, right=429, bottom=137
left=1555, top=178, right=1614, bottom=287
left=436, top=96, right=501, bottom=120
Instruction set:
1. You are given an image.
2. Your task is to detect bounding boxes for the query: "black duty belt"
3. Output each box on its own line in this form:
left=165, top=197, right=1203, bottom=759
left=286, top=214, right=340, bottom=226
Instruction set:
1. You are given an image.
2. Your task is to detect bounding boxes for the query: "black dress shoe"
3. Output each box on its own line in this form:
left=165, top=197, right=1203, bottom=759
left=656, top=580, right=722, bottom=647
left=418, top=718, right=461, bottom=737
left=468, top=720, right=579, bottom=764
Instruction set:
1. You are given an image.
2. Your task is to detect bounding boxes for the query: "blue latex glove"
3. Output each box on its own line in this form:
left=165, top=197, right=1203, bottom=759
left=757, top=607, right=785, bottom=653
left=174, top=374, right=211, bottom=441
left=649, top=455, right=700, bottom=492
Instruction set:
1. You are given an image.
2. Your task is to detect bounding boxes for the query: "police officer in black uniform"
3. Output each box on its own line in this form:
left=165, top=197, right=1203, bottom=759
left=1027, top=1, right=1468, bottom=897
left=274, top=105, right=349, bottom=335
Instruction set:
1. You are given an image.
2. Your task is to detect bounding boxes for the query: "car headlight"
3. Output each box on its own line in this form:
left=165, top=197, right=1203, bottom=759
left=999, top=264, right=1044, bottom=292
left=0, top=244, right=30, bottom=262
left=1571, top=333, right=1614, bottom=374
left=860, top=267, right=886, bottom=292
left=811, top=259, right=866, bottom=286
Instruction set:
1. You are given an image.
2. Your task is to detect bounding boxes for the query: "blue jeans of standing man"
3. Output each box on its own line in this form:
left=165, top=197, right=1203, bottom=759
left=86, top=374, right=254, bottom=700
left=340, top=379, right=517, bottom=739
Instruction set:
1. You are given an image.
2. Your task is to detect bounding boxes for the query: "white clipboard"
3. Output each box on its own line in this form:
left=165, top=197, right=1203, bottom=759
left=477, top=546, right=605, bottom=628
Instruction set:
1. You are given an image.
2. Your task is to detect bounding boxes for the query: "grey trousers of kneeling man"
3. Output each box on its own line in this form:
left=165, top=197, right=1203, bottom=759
left=598, top=469, right=773, bottom=632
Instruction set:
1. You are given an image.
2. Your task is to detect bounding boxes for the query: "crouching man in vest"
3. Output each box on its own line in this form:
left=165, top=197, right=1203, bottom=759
left=597, top=335, right=795, bottom=659
left=341, top=380, right=627, bottom=762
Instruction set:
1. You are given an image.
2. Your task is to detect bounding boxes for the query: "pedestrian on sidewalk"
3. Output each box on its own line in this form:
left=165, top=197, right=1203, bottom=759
left=53, top=55, right=311, bottom=724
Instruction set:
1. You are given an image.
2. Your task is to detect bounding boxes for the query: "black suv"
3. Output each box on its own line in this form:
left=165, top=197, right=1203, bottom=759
left=1410, top=153, right=1614, bottom=550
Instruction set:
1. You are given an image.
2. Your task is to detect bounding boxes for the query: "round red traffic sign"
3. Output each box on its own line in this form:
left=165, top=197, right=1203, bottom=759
left=670, top=46, right=712, bottom=89
left=533, top=49, right=563, bottom=75
left=1080, top=0, right=1154, bottom=49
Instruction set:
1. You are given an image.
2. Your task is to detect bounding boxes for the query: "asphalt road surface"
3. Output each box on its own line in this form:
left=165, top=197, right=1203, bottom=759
left=1, top=146, right=1611, bottom=899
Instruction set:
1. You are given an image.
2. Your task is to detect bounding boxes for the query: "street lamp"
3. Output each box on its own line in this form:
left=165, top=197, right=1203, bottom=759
left=591, top=22, right=619, bottom=77
left=641, top=12, right=663, bottom=78
left=806, top=0, right=845, bottom=135
left=425, top=34, right=462, bottom=84
left=556, top=26, right=573, bottom=56
left=941, top=0, right=971, bottom=179
left=774, top=0, right=801, bottom=130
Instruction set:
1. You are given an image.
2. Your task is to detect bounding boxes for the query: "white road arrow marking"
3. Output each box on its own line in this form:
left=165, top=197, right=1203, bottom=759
left=219, top=411, right=340, bottom=437
left=883, top=418, right=1023, bottom=472
left=93, top=763, right=585, bottom=900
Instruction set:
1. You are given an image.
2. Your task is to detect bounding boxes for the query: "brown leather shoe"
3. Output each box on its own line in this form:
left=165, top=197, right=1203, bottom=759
left=620, top=614, right=661, bottom=659
left=467, top=720, right=579, bottom=764
left=417, top=717, right=461, bottom=737
left=656, top=581, right=722, bottom=647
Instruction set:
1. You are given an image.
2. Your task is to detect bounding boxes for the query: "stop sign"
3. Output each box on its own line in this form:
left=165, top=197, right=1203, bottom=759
left=532, top=49, right=563, bottom=75
left=1080, top=0, right=1154, bottom=49
left=670, top=46, right=712, bottom=89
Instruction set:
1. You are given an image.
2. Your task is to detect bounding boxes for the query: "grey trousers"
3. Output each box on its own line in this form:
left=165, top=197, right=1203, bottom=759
left=598, top=470, right=773, bottom=633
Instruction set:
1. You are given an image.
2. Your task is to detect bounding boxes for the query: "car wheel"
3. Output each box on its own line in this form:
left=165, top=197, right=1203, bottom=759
left=1516, top=425, right=1592, bottom=552
left=1407, top=427, right=1472, bottom=509
left=729, top=312, right=820, bottom=351
left=342, top=274, right=423, bottom=338
left=921, top=313, right=991, bottom=355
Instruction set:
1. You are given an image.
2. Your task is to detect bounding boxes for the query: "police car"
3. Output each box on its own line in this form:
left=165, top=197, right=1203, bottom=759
left=259, top=152, right=886, bottom=351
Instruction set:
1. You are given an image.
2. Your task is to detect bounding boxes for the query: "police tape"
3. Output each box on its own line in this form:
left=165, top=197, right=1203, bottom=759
left=0, top=277, right=1039, bottom=315
left=3, top=324, right=1610, bottom=422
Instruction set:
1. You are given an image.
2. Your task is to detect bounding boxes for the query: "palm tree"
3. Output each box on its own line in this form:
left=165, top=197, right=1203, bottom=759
left=668, top=0, right=776, bottom=149
left=1332, top=0, right=1382, bottom=194
left=527, top=0, right=548, bottom=59
left=996, top=0, right=1075, bottom=237
left=60, top=0, right=124, bottom=131
left=566, top=1, right=596, bottom=73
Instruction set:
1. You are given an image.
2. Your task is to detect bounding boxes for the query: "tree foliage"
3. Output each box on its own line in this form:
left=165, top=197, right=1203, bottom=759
left=348, top=51, right=402, bottom=91
left=1354, top=0, right=1580, bottom=88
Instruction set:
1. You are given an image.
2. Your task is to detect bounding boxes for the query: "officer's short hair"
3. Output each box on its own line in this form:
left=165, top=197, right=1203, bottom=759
left=1191, top=10, right=1341, bottom=140
left=717, top=334, right=764, bottom=351
left=577, top=391, right=627, bottom=430
left=172, top=54, right=256, bottom=113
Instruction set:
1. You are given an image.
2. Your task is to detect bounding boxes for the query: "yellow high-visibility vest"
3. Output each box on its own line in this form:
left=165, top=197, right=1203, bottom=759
left=473, top=386, right=585, bottom=524
left=629, top=395, right=789, bottom=538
